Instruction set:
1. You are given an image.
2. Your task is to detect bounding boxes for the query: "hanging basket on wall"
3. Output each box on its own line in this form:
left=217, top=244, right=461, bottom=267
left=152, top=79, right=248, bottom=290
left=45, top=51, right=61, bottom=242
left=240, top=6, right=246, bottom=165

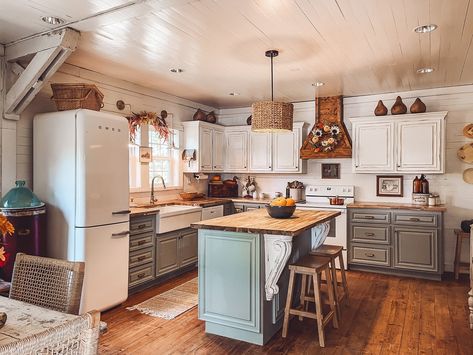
left=127, top=111, right=170, bottom=143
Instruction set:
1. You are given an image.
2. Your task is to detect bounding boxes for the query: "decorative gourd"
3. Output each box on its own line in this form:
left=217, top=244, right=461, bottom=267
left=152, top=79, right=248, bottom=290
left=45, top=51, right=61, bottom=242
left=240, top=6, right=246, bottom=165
left=193, top=109, right=206, bottom=121
left=391, top=96, right=407, bottom=115
left=374, top=100, right=388, bottom=116
left=410, top=98, right=426, bottom=113
left=206, top=111, right=217, bottom=123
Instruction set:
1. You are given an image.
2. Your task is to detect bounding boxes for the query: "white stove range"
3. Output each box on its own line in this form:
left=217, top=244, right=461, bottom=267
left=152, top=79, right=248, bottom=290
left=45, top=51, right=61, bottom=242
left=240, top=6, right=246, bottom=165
left=296, top=185, right=355, bottom=269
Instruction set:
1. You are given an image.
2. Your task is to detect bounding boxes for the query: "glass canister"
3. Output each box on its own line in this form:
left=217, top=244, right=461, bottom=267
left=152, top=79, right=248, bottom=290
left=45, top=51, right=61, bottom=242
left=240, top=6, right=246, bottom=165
left=0, top=181, right=46, bottom=281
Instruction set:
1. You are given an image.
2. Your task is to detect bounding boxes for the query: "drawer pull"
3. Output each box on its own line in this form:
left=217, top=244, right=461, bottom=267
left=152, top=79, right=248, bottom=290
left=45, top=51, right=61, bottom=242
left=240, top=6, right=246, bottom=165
left=409, top=217, right=420, bottom=222
left=17, top=229, right=31, bottom=236
left=137, top=240, right=147, bottom=246
left=112, top=209, right=131, bottom=215
left=137, top=224, right=147, bottom=229
left=137, top=256, right=147, bottom=261
left=112, top=231, right=130, bottom=238
left=137, top=272, right=146, bottom=279
left=365, top=253, right=375, bottom=257
left=365, top=232, right=375, bottom=237
left=361, top=216, right=375, bottom=219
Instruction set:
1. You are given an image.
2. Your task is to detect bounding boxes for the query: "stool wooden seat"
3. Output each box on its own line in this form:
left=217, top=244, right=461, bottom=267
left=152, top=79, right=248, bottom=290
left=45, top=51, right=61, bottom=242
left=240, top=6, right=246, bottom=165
left=282, top=255, right=338, bottom=347
left=310, top=244, right=349, bottom=321
left=454, top=229, right=470, bottom=280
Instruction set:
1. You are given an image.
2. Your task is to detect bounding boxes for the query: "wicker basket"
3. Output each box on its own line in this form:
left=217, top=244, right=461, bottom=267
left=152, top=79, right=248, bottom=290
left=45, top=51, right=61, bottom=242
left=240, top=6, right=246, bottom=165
left=51, top=83, right=104, bottom=111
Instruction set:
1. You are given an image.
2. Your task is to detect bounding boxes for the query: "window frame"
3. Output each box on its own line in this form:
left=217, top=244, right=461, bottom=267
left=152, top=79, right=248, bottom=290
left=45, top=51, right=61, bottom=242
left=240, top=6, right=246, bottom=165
left=129, top=123, right=183, bottom=193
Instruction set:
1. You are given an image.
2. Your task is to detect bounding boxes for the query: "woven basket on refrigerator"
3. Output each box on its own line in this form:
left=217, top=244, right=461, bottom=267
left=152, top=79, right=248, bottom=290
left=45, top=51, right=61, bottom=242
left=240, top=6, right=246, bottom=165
left=51, top=83, right=104, bottom=111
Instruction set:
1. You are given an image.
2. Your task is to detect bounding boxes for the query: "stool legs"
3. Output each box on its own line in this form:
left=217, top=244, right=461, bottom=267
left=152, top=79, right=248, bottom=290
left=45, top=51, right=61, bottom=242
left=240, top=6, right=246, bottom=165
left=299, top=274, right=307, bottom=321
left=329, top=259, right=340, bottom=321
left=454, top=233, right=463, bottom=280
left=324, top=265, right=339, bottom=329
left=312, top=273, right=325, bottom=347
left=338, top=253, right=349, bottom=305
left=282, top=269, right=295, bottom=338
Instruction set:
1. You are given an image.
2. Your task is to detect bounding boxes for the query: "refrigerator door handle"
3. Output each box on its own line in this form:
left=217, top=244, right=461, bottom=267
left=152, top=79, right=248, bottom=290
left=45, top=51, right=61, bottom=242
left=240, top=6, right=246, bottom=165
left=111, top=231, right=130, bottom=238
left=112, top=210, right=131, bottom=215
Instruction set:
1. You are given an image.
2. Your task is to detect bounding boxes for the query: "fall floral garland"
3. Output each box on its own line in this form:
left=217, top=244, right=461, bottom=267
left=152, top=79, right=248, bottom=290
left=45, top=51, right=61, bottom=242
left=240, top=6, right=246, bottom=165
left=0, top=214, right=15, bottom=268
left=127, top=111, right=170, bottom=143
left=309, top=122, right=342, bottom=152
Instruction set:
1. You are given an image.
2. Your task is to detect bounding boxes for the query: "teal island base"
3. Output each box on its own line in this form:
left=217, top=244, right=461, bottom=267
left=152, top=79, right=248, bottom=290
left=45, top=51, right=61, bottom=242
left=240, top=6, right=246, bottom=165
left=197, top=228, right=313, bottom=345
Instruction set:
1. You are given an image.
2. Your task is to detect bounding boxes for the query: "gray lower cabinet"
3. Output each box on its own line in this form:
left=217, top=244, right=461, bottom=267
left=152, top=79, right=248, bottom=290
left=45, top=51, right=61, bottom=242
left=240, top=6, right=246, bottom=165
left=129, top=215, right=156, bottom=289
left=156, top=227, right=198, bottom=277
left=348, top=208, right=443, bottom=280
left=233, top=202, right=266, bottom=213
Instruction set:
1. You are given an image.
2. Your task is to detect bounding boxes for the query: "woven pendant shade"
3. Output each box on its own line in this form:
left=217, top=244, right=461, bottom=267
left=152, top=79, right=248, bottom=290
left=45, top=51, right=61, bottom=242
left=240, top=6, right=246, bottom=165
left=251, top=101, right=294, bottom=132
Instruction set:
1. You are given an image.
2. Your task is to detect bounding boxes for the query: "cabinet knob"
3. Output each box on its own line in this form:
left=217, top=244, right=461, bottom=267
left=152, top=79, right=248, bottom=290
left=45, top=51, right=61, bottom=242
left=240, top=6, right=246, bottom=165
left=269, top=166, right=272, bottom=169
left=365, top=253, right=375, bottom=258
left=355, top=165, right=359, bottom=168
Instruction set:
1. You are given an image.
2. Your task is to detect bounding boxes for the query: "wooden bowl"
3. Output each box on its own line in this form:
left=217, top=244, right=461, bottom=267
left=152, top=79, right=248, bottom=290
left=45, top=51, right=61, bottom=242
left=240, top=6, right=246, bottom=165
left=179, top=192, right=199, bottom=201
left=265, top=205, right=296, bottom=219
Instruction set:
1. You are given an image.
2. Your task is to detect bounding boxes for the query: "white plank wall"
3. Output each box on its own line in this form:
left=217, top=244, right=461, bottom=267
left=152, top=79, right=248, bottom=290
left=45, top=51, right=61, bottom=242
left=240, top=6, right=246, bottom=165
left=218, top=85, right=473, bottom=271
left=16, top=62, right=216, bottom=194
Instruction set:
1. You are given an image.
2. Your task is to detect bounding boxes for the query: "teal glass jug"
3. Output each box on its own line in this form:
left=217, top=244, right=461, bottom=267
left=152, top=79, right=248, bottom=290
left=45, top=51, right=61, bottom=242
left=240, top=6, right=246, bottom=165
left=0, top=180, right=44, bottom=209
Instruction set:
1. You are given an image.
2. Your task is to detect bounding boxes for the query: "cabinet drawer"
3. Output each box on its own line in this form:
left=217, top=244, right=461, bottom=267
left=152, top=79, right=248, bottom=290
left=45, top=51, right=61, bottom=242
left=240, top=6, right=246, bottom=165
left=351, top=225, right=389, bottom=244
left=393, top=213, right=438, bottom=227
left=130, top=234, right=154, bottom=251
left=129, top=248, right=153, bottom=269
left=129, top=263, right=154, bottom=287
left=350, top=245, right=390, bottom=267
left=130, top=217, right=154, bottom=234
left=350, top=210, right=390, bottom=224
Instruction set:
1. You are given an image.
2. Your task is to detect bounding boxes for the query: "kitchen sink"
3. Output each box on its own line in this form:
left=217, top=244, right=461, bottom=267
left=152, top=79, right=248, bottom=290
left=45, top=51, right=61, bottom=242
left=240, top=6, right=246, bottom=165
left=156, top=205, right=202, bottom=234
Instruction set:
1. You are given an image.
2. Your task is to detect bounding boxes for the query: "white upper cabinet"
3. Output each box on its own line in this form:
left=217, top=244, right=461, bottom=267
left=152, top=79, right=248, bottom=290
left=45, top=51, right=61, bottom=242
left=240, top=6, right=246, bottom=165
left=354, top=122, right=394, bottom=172
left=199, top=126, right=213, bottom=171
left=272, top=125, right=302, bottom=172
left=249, top=131, right=273, bottom=172
left=182, top=121, right=225, bottom=173
left=212, top=129, right=225, bottom=171
left=396, top=120, right=442, bottom=172
left=350, top=112, right=447, bottom=174
left=225, top=128, right=248, bottom=172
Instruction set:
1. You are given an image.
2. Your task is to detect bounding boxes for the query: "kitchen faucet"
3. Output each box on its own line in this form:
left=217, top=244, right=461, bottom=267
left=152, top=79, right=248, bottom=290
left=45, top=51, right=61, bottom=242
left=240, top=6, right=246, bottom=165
left=150, top=175, right=166, bottom=204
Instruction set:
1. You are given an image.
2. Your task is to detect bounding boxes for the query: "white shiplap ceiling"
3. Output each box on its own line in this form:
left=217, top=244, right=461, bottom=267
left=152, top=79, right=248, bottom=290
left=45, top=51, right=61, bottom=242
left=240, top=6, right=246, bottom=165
left=1, top=0, right=473, bottom=108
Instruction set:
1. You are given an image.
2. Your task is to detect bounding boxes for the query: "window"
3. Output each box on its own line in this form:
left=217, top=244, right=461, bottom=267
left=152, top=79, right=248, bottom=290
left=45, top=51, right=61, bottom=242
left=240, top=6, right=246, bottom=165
left=129, top=124, right=182, bottom=192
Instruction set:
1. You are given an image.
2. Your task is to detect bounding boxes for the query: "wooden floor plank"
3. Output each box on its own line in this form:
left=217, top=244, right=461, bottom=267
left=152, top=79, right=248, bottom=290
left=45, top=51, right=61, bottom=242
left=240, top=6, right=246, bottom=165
left=99, top=270, right=471, bottom=354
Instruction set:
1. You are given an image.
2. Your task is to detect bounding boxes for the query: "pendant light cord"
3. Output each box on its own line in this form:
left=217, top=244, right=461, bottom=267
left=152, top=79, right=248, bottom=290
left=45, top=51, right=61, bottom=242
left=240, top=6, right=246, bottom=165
left=270, top=54, right=274, bottom=102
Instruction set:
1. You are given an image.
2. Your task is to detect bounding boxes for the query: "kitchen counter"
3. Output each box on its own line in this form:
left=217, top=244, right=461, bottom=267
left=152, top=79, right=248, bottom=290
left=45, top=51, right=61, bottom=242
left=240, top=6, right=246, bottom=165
left=192, top=208, right=340, bottom=236
left=129, top=198, right=230, bottom=216
left=195, top=207, right=339, bottom=345
left=347, top=201, right=447, bottom=212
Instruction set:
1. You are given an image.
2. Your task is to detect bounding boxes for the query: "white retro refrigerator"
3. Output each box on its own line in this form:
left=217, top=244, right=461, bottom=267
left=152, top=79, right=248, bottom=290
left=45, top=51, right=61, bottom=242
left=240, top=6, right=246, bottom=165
left=33, top=109, right=130, bottom=314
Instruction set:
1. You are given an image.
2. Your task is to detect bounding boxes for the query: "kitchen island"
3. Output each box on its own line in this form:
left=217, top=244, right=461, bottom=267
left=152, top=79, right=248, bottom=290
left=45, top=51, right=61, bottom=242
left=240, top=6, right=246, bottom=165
left=191, top=208, right=340, bottom=345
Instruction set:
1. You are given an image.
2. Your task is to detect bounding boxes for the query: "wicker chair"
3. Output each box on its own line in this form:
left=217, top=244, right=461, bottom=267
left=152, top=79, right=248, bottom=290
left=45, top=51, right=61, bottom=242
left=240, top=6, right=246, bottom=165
left=9, top=253, right=85, bottom=315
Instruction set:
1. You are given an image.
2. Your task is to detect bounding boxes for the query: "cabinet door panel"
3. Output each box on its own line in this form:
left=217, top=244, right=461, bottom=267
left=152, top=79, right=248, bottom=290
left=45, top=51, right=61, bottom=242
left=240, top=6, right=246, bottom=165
left=156, top=233, right=179, bottom=276
left=354, top=122, right=394, bottom=172
left=397, top=120, right=441, bottom=172
left=225, top=131, right=248, bottom=171
left=273, top=128, right=300, bottom=172
left=200, top=127, right=213, bottom=171
left=249, top=132, right=272, bottom=171
left=393, top=227, right=438, bottom=272
left=212, top=129, right=225, bottom=171
left=180, top=230, right=198, bottom=267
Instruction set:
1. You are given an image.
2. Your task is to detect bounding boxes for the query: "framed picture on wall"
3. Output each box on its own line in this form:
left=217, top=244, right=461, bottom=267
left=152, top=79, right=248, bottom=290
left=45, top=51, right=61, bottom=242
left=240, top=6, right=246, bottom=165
left=139, top=146, right=152, bottom=163
left=376, top=175, right=403, bottom=197
left=321, top=163, right=341, bottom=179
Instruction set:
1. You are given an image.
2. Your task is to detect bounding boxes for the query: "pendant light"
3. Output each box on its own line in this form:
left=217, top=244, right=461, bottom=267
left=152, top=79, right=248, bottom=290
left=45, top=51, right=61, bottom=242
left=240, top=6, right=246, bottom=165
left=251, top=50, right=294, bottom=132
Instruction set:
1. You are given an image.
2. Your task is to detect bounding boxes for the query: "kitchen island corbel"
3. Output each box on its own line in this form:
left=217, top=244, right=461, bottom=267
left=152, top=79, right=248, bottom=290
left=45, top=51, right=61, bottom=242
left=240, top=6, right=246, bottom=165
left=191, top=208, right=340, bottom=345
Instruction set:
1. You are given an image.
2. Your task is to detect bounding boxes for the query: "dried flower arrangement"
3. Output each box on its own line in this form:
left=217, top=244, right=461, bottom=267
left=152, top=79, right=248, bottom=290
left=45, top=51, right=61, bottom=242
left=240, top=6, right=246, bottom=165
left=309, top=121, right=342, bottom=152
left=0, top=214, right=14, bottom=268
left=127, top=111, right=170, bottom=143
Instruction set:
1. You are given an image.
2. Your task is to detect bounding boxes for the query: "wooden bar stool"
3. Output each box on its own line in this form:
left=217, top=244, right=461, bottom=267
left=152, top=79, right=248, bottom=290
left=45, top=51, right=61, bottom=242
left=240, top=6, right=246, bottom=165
left=310, top=244, right=349, bottom=321
left=282, top=255, right=338, bottom=348
left=454, top=229, right=470, bottom=280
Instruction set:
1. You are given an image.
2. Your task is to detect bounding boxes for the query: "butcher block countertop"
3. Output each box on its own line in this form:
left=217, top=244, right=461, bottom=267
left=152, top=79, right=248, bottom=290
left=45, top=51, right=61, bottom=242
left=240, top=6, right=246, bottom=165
left=191, top=208, right=340, bottom=237
left=347, top=201, right=447, bottom=212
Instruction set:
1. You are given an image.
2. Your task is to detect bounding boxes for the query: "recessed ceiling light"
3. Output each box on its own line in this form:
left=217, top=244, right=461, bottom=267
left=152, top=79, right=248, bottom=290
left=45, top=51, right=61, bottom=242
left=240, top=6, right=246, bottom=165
left=41, top=16, right=65, bottom=25
left=229, top=92, right=240, bottom=96
left=413, top=24, right=438, bottom=33
left=417, top=67, right=434, bottom=74
left=312, top=82, right=325, bottom=87
left=169, top=68, right=183, bottom=73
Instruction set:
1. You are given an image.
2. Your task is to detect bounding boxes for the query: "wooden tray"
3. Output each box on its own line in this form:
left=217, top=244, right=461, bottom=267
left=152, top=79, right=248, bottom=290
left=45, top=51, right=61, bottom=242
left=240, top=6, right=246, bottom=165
left=457, top=143, right=473, bottom=163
